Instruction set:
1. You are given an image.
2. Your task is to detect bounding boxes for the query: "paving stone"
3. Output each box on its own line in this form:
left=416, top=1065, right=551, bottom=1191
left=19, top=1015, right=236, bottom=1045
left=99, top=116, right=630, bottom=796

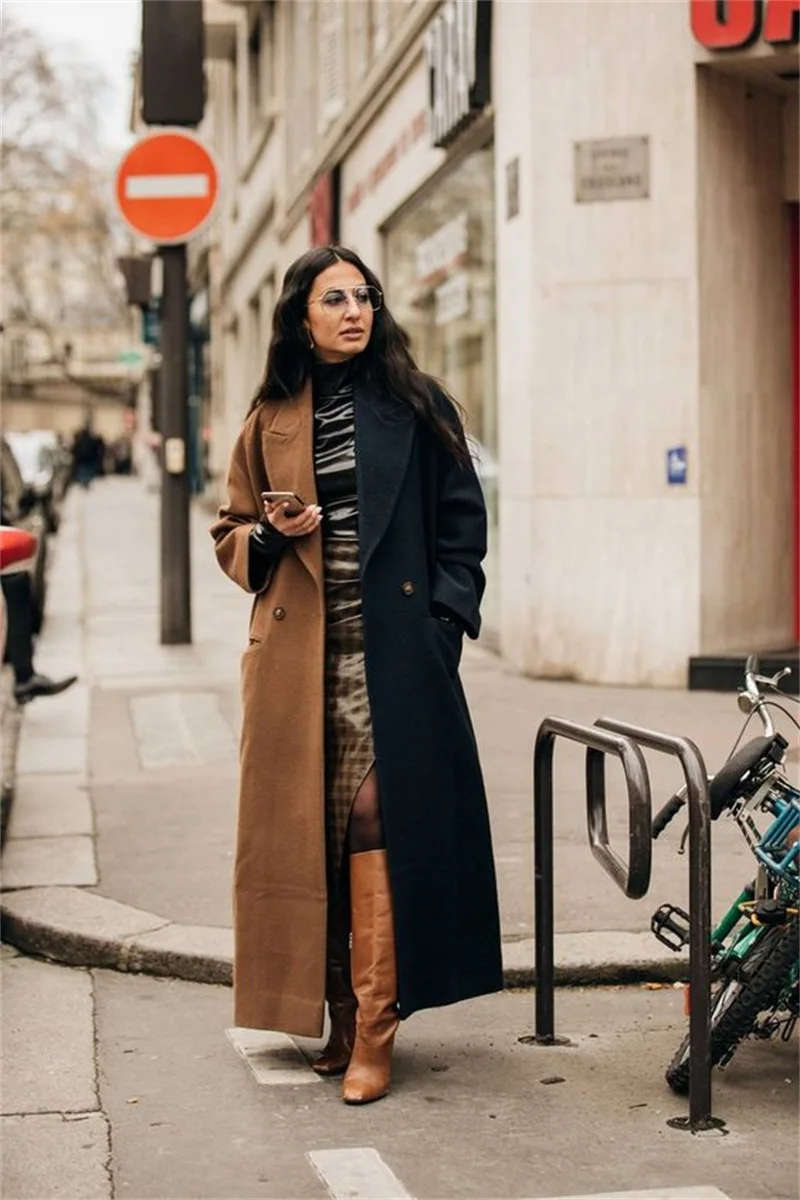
left=1, top=1113, right=111, bottom=1199
left=20, top=685, right=89, bottom=740
left=16, top=735, right=87, bottom=776
left=1, top=956, right=97, bottom=1114
left=1, top=835, right=97, bottom=890
left=128, top=691, right=236, bottom=769
left=6, top=775, right=92, bottom=838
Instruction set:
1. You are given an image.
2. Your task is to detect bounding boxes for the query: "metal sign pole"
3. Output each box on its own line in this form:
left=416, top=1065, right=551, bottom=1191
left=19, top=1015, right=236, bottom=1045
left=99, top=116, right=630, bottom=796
left=158, top=242, right=191, bottom=645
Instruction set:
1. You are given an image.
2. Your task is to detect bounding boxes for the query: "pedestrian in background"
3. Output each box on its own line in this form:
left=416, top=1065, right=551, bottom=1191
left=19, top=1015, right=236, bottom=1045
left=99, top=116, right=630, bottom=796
left=71, top=424, right=102, bottom=489
left=211, top=246, right=502, bottom=1105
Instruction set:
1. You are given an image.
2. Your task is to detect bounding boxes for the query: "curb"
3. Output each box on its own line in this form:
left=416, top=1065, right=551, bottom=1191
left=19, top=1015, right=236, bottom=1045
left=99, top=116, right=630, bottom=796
left=0, top=886, right=689, bottom=989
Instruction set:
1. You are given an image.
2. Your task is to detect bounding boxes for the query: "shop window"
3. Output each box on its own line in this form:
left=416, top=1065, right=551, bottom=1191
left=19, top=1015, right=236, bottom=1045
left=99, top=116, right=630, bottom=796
left=384, top=143, right=499, bottom=633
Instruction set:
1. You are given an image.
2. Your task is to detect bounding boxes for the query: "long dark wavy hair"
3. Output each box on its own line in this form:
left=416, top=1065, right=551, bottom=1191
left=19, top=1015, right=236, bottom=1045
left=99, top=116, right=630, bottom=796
left=248, top=245, right=469, bottom=464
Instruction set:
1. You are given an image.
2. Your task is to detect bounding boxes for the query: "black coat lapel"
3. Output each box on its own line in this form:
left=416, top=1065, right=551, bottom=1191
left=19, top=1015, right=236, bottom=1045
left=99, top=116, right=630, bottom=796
left=355, top=379, right=415, bottom=574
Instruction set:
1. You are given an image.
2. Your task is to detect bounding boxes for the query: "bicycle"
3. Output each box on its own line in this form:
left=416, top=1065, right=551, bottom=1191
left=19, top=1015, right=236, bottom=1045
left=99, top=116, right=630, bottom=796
left=649, top=655, right=799, bottom=1095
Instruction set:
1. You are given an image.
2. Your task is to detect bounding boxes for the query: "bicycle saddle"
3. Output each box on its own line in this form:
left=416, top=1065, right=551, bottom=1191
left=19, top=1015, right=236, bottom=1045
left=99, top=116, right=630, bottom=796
left=709, top=736, right=773, bottom=819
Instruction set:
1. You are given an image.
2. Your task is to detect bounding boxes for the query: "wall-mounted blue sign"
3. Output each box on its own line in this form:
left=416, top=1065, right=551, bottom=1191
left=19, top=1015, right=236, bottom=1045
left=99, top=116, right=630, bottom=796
left=667, top=446, right=687, bottom=486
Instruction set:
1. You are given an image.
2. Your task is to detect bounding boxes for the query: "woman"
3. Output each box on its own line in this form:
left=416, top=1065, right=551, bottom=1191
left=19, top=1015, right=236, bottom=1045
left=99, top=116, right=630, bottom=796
left=211, top=246, right=502, bottom=1105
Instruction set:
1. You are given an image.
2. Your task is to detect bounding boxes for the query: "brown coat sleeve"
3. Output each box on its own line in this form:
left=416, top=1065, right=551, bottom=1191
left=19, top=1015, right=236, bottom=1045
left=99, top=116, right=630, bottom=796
left=210, top=412, right=273, bottom=594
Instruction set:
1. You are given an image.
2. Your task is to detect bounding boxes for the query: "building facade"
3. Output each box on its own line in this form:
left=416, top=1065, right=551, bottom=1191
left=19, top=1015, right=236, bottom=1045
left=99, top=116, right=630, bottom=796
left=198, top=0, right=799, bottom=686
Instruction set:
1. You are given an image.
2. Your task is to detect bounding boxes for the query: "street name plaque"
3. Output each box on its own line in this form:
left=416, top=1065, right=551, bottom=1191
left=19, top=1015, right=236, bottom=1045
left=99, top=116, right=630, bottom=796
left=574, top=136, right=650, bottom=203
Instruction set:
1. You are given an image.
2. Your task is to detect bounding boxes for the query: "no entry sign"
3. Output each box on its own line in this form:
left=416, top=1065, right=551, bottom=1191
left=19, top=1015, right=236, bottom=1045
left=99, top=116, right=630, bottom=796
left=115, top=129, right=220, bottom=244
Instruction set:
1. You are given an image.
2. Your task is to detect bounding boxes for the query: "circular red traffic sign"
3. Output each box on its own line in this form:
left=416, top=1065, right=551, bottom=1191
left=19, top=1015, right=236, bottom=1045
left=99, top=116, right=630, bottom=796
left=115, top=129, right=220, bottom=244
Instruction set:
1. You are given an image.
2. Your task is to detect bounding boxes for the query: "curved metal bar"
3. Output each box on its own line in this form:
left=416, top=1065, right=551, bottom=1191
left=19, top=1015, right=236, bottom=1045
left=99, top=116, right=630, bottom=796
left=595, top=717, right=714, bottom=1133
left=585, top=742, right=652, bottom=899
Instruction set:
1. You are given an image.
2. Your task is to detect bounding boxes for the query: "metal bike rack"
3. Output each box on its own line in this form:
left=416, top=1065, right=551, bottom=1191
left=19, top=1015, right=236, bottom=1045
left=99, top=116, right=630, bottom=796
left=594, top=718, right=722, bottom=1135
left=531, top=716, right=652, bottom=1044
left=528, top=713, right=724, bottom=1135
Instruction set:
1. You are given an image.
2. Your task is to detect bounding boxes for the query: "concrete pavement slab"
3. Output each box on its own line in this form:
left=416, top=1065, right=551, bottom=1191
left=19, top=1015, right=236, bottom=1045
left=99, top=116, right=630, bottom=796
left=0, top=887, right=167, bottom=968
left=16, top=734, right=87, bottom=776
left=129, top=690, right=237, bottom=768
left=94, top=970, right=798, bottom=1199
left=16, top=684, right=89, bottom=740
left=5, top=775, right=92, bottom=839
left=1, top=1113, right=111, bottom=1199
left=88, top=767, right=236, bottom=928
left=1, top=956, right=97, bottom=1114
left=1, top=835, right=97, bottom=889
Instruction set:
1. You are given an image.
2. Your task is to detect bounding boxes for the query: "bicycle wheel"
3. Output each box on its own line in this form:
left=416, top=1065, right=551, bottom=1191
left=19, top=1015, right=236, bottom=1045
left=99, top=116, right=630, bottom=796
left=665, top=915, right=798, bottom=1095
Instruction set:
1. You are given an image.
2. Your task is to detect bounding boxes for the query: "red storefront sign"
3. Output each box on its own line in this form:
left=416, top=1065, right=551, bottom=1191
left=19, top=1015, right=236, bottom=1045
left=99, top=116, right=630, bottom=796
left=691, top=0, right=799, bottom=50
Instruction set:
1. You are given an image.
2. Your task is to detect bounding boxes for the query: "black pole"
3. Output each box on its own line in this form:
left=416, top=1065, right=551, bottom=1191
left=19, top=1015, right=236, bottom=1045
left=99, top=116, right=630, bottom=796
left=158, top=243, right=191, bottom=645
left=684, top=742, right=713, bottom=1132
left=533, top=729, right=556, bottom=1041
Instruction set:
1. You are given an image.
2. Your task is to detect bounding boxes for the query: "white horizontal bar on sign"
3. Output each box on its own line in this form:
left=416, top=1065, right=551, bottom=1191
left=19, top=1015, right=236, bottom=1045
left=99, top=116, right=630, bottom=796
left=307, top=1148, right=413, bottom=1200
left=125, top=173, right=209, bottom=200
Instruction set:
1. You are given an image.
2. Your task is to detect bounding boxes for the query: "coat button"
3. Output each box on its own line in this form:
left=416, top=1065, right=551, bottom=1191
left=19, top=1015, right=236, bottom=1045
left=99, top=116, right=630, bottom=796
left=400, top=580, right=415, bottom=596
left=273, top=606, right=286, bottom=620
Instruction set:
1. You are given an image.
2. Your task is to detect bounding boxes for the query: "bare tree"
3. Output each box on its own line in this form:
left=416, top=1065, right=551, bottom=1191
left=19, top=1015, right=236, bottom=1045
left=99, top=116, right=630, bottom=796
left=1, top=12, right=126, bottom=369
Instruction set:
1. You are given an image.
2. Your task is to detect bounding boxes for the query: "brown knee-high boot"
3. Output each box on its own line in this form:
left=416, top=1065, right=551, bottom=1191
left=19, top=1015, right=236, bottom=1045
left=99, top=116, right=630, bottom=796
left=313, top=889, right=356, bottom=1077
left=342, top=849, right=399, bottom=1105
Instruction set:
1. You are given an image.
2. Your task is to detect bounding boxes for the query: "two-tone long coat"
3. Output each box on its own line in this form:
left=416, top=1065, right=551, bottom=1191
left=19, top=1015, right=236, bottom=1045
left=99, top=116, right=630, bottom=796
left=211, top=377, right=503, bottom=1037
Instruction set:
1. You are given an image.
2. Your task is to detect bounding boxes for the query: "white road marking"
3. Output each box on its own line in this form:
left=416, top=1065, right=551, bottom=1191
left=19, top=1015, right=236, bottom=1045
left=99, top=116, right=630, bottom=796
left=308, top=1148, right=413, bottom=1200
left=225, top=1028, right=321, bottom=1086
left=538, top=1189, right=730, bottom=1200
left=125, top=173, right=209, bottom=199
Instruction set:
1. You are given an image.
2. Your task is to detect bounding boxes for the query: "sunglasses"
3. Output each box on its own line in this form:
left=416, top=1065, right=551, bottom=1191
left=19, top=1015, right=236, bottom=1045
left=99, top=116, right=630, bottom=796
left=311, top=285, right=383, bottom=313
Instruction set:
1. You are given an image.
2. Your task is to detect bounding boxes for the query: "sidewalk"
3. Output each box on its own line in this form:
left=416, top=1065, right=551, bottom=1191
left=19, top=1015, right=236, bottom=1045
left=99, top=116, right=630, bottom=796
left=0, top=477, right=773, bottom=986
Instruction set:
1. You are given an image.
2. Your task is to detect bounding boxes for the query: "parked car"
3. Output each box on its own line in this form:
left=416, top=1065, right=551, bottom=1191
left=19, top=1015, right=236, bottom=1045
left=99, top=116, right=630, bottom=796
left=0, top=437, right=48, bottom=633
left=5, top=430, right=71, bottom=533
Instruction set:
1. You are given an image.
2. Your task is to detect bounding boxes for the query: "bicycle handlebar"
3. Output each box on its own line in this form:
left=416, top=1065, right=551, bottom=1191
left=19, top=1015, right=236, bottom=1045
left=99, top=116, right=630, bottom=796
left=652, top=789, right=686, bottom=839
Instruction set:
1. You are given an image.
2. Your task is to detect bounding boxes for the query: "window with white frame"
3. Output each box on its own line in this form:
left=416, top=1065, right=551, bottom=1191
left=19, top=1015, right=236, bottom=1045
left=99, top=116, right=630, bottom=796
left=318, top=0, right=345, bottom=132
left=372, top=0, right=390, bottom=56
left=348, top=0, right=370, bottom=90
left=287, top=0, right=316, bottom=178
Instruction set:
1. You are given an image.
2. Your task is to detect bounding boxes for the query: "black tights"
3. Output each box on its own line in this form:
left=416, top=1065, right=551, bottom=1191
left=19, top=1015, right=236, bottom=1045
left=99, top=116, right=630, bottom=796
left=346, top=765, right=384, bottom=853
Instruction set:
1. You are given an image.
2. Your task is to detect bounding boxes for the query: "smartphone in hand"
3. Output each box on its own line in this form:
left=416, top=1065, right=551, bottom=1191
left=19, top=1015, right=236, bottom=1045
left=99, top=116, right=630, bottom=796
left=261, top=491, right=308, bottom=518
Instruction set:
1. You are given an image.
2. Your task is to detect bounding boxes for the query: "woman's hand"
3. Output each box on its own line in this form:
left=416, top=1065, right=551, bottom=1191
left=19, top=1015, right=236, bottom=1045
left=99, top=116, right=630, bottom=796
left=264, top=501, right=322, bottom=538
